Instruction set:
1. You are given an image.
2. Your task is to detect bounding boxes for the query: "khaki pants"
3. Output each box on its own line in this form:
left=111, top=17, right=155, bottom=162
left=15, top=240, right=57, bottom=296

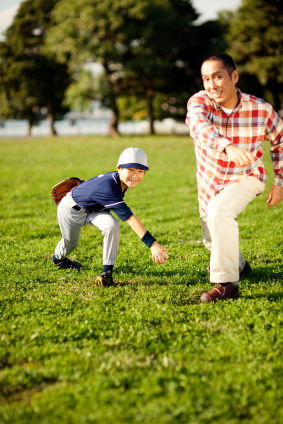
left=200, top=177, right=266, bottom=283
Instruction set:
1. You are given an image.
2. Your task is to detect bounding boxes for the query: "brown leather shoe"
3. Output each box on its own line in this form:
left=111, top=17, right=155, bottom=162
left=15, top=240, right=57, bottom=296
left=200, top=283, right=239, bottom=303
left=206, top=260, right=252, bottom=279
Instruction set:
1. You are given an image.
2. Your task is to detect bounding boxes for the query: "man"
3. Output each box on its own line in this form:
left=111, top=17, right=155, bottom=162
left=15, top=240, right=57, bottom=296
left=186, top=52, right=283, bottom=303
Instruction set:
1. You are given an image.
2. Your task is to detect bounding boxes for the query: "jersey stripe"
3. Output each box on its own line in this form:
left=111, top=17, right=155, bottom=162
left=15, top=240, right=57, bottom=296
left=104, top=201, right=125, bottom=207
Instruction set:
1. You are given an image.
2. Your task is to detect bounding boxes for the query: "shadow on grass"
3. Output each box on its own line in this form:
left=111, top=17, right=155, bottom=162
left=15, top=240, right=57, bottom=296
left=240, top=265, right=283, bottom=301
left=109, top=280, right=204, bottom=305
left=243, top=291, right=283, bottom=302
left=242, top=266, right=283, bottom=285
left=115, top=268, right=208, bottom=285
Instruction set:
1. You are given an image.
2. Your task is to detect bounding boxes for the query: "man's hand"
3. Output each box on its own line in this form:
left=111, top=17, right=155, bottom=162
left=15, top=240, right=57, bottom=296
left=225, top=144, right=256, bottom=167
left=266, top=185, right=283, bottom=206
left=150, top=241, right=168, bottom=264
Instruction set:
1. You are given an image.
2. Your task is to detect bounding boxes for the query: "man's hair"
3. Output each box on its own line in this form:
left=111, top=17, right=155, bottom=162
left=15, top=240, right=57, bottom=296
left=201, top=53, right=237, bottom=76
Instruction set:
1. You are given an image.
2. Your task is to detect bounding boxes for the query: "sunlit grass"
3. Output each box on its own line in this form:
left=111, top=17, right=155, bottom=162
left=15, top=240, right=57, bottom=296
left=0, top=135, right=283, bottom=423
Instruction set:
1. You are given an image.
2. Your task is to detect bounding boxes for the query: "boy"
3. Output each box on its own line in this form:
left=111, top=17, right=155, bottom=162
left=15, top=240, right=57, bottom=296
left=52, top=147, right=168, bottom=287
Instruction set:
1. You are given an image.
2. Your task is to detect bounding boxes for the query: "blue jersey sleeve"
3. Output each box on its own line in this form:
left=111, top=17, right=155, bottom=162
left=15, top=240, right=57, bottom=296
left=72, top=171, right=134, bottom=221
left=108, top=203, right=133, bottom=221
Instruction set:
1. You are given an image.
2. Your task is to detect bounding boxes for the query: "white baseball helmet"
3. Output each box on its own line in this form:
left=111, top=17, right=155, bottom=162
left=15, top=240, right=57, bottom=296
left=117, top=147, right=149, bottom=170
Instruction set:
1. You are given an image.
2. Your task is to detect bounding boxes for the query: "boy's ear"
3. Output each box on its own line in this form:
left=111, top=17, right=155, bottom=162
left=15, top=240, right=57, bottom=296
left=116, top=165, right=121, bottom=170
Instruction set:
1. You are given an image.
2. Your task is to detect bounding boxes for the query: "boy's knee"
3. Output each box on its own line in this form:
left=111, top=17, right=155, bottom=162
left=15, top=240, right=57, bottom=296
left=113, top=219, right=120, bottom=235
left=105, top=217, right=120, bottom=236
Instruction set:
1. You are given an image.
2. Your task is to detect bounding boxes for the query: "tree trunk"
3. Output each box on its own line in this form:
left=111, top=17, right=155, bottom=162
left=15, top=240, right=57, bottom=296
left=109, top=101, right=120, bottom=137
left=27, top=118, right=33, bottom=137
left=47, top=102, right=57, bottom=136
left=147, top=88, right=155, bottom=134
left=103, top=63, right=120, bottom=137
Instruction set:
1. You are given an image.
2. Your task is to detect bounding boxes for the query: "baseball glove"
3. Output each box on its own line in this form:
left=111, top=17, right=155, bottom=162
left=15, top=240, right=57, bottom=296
left=51, top=177, right=84, bottom=206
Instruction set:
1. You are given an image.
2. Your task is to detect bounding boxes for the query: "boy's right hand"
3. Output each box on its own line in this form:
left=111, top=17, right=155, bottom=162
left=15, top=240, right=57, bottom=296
left=150, top=242, right=168, bottom=264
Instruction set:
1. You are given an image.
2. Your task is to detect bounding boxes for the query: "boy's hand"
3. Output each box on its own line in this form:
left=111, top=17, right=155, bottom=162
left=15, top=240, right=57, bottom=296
left=150, top=242, right=168, bottom=264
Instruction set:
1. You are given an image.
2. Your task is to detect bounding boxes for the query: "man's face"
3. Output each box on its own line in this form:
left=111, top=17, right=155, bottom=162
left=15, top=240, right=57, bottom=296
left=117, top=166, right=145, bottom=189
left=201, top=60, right=239, bottom=109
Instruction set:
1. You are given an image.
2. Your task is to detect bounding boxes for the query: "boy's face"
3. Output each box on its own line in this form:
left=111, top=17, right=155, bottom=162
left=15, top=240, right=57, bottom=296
left=117, top=166, right=146, bottom=189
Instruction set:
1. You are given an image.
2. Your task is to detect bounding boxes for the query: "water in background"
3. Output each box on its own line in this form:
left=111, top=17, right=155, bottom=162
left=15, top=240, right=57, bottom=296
left=0, top=117, right=190, bottom=137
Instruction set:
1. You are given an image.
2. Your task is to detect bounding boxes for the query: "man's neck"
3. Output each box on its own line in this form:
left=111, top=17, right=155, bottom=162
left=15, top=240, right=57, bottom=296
left=222, top=89, right=239, bottom=109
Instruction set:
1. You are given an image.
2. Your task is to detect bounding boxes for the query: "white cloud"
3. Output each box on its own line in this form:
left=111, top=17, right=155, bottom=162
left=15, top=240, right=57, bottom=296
left=193, top=0, right=241, bottom=23
left=0, top=4, right=20, bottom=41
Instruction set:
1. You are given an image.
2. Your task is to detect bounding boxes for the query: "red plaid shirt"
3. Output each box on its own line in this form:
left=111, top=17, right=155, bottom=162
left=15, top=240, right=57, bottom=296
left=186, top=90, right=283, bottom=212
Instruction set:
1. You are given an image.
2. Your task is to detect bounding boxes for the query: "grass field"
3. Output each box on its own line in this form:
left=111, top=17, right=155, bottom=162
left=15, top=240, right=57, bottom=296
left=1, top=135, right=283, bottom=424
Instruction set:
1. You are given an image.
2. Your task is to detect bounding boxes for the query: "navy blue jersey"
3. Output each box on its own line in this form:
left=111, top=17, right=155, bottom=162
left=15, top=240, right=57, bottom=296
left=72, top=171, right=133, bottom=221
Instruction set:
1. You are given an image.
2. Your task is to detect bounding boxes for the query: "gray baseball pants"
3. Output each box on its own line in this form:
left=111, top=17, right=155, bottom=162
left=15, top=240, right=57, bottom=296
left=54, top=192, right=120, bottom=265
left=199, top=176, right=266, bottom=283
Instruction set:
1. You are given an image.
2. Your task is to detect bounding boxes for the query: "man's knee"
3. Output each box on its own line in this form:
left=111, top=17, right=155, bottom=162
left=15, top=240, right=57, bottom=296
left=207, top=201, right=237, bottom=228
left=207, top=203, right=222, bottom=223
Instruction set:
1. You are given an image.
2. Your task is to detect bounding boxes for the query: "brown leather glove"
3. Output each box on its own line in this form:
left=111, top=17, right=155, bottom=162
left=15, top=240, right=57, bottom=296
left=51, top=177, right=84, bottom=206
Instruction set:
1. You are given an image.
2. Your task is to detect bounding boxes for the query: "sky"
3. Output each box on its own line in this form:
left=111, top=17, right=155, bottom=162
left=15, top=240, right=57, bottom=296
left=0, top=0, right=242, bottom=41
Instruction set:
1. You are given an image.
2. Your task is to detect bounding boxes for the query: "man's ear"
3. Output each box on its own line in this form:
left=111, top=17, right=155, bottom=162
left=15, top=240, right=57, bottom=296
left=232, top=69, right=239, bottom=85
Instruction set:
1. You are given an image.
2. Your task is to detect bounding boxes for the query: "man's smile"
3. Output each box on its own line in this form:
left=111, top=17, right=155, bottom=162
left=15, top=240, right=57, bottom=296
left=212, top=90, right=223, bottom=97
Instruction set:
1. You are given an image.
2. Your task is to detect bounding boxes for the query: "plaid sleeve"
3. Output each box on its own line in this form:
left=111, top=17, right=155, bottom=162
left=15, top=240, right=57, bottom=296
left=266, top=106, right=283, bottom=187
left=186, top=93, right=232, bottom=152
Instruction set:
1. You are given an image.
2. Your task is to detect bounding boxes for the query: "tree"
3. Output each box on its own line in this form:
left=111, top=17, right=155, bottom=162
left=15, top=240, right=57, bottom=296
left=220, top=0, right=283, bottom=111
left=0, top=0, right=71, bottom=136
left=111, top=0, right=200, bottom=133
left=44, top=0, right=203, bottom=135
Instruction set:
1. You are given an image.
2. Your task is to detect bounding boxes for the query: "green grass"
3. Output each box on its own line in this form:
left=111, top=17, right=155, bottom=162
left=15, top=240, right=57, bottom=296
left=0, top=135, right=283, bottom=424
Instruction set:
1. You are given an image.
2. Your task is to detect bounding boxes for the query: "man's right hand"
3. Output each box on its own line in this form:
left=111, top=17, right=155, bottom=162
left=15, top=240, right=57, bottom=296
left=225, top=144, right=256, bottom=167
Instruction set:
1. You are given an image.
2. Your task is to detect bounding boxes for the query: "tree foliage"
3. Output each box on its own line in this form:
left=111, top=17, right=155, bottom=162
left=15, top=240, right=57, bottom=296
left=220, top=0, right=283, bottom=110
left=0, top=0, right=71, bottom=135
left=45, top=0, right=209, bottom=134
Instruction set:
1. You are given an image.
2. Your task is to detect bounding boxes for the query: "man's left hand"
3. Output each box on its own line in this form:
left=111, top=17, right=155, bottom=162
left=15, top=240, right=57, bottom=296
left=266, top=185, right=283, bottom=206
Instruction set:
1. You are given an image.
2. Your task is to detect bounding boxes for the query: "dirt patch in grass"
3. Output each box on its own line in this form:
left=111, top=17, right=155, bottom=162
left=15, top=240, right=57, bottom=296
left=1, top=380, right=57, bottom=404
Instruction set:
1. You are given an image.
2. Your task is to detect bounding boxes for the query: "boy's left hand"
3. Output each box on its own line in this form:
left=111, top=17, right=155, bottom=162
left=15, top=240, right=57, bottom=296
left=150, top=242, right=168, bottom=264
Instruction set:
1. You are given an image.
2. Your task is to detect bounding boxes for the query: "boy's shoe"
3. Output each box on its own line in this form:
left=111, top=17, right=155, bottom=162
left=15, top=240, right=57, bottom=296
left=206, top=260, right=252, bottom=278
left=52, top=256, right=82, bottom=271
left=94, top=271, right=114, bottom=288
left=200, top=282, right=239, bottom=304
